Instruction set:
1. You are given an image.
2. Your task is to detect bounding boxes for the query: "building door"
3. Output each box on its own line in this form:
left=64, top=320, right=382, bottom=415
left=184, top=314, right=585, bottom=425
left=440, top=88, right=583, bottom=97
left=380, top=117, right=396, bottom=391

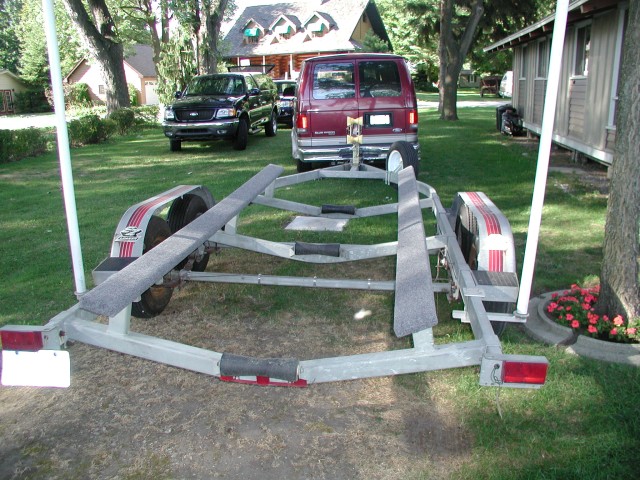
left=1, top=90, right=14, bottom=114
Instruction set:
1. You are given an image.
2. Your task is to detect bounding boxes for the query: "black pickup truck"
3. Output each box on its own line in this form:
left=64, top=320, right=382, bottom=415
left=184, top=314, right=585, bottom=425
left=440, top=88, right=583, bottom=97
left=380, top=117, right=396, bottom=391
left=162, top=71, right=279, bottom=151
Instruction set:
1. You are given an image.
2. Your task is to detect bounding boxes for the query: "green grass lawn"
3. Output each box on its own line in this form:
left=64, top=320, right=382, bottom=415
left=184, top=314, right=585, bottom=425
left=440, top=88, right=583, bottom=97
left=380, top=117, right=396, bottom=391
left=1, top=108, right=637, bottom=479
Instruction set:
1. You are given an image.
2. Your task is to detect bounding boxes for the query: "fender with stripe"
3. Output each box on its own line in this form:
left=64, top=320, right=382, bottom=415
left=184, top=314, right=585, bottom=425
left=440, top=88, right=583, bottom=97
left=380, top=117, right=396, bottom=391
left=450, top=192, right=516, bottom=274
left=110, top=185, right=215, bottom=258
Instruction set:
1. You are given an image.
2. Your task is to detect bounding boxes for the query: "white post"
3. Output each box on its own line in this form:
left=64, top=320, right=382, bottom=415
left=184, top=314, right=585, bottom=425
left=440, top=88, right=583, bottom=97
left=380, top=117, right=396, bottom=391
left=515, top=0, right=570, bottom=318
left=42, top=0, right=86, bottom=296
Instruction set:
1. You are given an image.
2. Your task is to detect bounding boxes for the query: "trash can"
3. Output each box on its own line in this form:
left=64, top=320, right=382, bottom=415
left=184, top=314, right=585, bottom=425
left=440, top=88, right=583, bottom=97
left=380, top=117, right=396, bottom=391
left=496, top=104, right=513, bottom=131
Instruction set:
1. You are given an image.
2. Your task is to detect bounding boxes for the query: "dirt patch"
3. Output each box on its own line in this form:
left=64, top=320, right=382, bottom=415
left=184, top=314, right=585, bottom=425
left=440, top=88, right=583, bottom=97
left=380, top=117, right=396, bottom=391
left=0, top=255, right=474, bottom=479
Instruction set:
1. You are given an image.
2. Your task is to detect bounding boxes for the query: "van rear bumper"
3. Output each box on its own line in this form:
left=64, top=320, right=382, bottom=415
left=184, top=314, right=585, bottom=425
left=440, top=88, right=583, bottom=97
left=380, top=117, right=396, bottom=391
left=294, top=134, right=419, bottom=164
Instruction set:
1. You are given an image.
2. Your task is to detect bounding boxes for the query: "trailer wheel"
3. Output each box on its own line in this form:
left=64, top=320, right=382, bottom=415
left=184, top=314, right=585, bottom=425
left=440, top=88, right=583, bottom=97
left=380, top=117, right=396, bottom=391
left=167, top=194, right=212, bottom=271
left=233, top=117, right=249, bottom=150
left=131, top=216, right=173, bottom=318
left=265, top=110, right=277, bottom=137
left=455, top=204, right=509, bottom=336
left=386, top=141, right=420, bottom=177
left=170, top=139, right=182, bottom=152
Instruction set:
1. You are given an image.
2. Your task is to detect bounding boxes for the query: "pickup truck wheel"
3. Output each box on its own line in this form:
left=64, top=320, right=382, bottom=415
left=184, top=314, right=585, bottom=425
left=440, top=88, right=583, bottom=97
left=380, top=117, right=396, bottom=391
left=167, top=194, right=212, bottom=272
left=455, top=204, right=508, bottom=336
left=265, top=110, right=277, bottom=137
left=131, top=216, right=174, bottom=318
left=170, top=139, right=182, bottom=152
left=233, top=117, right=249, bottom=150
left=386, top=141, right=419, bottom=176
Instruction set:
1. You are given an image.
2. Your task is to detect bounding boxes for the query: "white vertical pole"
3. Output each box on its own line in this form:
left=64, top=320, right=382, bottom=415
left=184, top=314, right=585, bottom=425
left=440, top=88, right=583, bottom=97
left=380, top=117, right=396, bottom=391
left=515, top=0, right=570, bottom=317
left=42, top=0, right=86, bottom=296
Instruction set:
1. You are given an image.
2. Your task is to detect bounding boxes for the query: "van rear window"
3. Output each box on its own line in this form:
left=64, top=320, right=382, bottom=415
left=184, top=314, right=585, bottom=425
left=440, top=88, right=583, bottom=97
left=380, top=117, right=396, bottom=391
left=313, top=63, right=355, bottom=99
left=358, top=61, right=401, bottom=98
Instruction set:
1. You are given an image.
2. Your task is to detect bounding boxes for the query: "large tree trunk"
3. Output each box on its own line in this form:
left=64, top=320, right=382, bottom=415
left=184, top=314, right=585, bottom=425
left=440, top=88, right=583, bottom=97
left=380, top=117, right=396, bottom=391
left=598, top=1, right=640, bottom=321
left=63, top=0, right=130, bottom=113
left=201, top=0, right=230, bottom=74
left=437, top=0, right=484, bottom=120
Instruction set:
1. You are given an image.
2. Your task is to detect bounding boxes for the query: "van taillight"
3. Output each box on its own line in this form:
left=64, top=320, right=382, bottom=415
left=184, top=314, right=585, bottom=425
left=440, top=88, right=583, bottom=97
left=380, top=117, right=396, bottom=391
left=297, top=114, right=308, bottom=132
left=408, top=109, right=418, bottom=127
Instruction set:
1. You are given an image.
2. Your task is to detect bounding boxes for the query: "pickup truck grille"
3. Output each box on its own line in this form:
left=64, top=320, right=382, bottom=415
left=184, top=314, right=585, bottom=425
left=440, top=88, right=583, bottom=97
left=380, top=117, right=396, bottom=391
left=175, top=108, right=216, bottom=122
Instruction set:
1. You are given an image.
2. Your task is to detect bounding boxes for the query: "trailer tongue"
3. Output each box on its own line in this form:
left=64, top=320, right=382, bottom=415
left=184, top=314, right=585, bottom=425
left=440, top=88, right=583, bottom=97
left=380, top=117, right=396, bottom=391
left=1, top=161, right=548, bottom=389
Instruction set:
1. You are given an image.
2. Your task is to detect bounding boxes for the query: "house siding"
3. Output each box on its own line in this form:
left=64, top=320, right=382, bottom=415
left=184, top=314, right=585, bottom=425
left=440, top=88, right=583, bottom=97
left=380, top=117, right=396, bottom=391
left=508, top=5, right=625, bottom=166
left=0, top=72, right=27, bottom=115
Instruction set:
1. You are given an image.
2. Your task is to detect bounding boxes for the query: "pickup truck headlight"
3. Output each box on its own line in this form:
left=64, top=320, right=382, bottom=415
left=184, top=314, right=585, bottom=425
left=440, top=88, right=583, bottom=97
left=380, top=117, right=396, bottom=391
left=216, top=108, right=236, bottom=119
left=164, top=108, right=175, bottom=121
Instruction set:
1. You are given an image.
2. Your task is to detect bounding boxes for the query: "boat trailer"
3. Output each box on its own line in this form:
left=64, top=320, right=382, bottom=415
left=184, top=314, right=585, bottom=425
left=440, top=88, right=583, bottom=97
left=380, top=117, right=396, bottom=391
left=1, top=163, right=548, bottom=388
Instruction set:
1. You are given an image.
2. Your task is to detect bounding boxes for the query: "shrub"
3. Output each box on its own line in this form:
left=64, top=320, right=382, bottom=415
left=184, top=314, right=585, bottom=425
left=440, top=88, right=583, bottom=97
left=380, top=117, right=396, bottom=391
left=0, top=128, right=51, bottom=163
left=67, top=114, right=114, bottom=147
left=108, top=108, right=136, bottom=135
left=65, top=83, right=93, bottom=108
left=13, top=89, right=51, bottom=114
left=128, top=83, right=140, bottom=106
left=131, top=105, right=160, bottom=126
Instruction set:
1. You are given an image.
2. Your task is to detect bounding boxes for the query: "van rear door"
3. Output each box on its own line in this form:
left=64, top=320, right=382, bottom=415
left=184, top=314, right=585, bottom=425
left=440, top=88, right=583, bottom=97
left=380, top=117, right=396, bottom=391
left=356, top=59, right=412, bottom=147
left=305, top=61, right=358, bottom=148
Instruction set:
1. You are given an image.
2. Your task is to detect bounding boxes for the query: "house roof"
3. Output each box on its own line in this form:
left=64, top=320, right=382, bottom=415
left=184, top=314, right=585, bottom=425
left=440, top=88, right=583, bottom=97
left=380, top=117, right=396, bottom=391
left=484, top=0, right=621, bottom=52
left=64, top=44, right=157, bottom=81
left=222, top=0, right=390, bottom=57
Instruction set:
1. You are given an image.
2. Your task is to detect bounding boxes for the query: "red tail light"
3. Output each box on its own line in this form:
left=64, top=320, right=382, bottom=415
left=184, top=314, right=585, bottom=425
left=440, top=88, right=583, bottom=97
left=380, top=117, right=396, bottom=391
left=502, top=361, right=548, bottom=385
left=296, top=114, right=308, bottom=131
left=408, top=109, right=418, bottom=126
left=1, top=330, right=44, bottom=352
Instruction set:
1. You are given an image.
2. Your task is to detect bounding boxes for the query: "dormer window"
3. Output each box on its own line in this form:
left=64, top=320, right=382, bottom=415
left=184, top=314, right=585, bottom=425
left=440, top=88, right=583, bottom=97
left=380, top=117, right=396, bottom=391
left=274, top=24, right=292, bottom=39
left=244, top=27, right=261, bottom=44
left=270, top=15, right=298, bottom=40
left=309, top=22, right=326, bottom=37
left=304, top=13, right=331, bottom=38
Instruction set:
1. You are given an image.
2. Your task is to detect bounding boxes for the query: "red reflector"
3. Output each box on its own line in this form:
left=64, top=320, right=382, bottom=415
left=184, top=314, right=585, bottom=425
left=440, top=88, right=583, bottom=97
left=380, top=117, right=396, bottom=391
left=408, top=109, right=418, bottom=125
left=502, top=361, right=548, bottom=385
left=1, top=330, right=44, bottom=352
left=220, top=375, right=308, bottom=388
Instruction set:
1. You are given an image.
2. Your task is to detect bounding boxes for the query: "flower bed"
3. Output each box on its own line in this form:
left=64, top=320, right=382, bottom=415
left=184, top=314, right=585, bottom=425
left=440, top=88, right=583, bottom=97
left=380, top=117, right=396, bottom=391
left=545, top=284, right=639, bottom=344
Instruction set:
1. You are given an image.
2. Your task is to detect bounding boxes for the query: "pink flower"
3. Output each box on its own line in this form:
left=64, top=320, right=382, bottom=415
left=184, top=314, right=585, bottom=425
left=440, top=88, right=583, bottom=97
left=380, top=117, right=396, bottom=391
left=547, top=302, right=558, bottom=313
left=626, top=328, right=637, bottom=336
left=588, top=325, right=597, bottom=334
left=587, top=312, right=599, bottom=324
left=566, top=313, right=574, bottom=321
left=551, top=293, right=558, bottom=299
left=582, top=303, right=591, bottom=311
left=566, top=306, right=572, bottom=312
left=613, top=315, right=624, bottom=326
left=610, top=328, right=618, bottom=336
left=571, top=320, right=580, bottom=329
left=603, top=315, right=610, bottom=322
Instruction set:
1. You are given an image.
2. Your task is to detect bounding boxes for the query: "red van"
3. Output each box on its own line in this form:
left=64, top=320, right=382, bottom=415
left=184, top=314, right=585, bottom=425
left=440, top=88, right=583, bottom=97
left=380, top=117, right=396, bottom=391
left=291, top=53, right=420, bottom=172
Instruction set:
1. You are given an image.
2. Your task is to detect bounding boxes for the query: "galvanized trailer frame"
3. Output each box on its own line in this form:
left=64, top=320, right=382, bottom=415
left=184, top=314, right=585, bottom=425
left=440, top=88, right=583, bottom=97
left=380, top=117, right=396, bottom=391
left=1, top=163, right=548, bottom=389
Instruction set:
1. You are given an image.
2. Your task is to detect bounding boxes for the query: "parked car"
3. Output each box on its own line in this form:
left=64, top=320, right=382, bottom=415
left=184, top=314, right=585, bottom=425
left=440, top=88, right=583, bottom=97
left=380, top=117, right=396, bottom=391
left=499, top=71, right=513, bottom=98
left=162, top=71, right=278, bottom=151
left=291, top=53, right=420, bottom=172
left=275, top=80, right=296, bottom=127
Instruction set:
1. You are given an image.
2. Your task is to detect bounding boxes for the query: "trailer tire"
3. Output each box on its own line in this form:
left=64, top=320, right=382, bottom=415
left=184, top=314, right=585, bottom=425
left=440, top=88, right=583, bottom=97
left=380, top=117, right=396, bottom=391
left=386, top=141, right=419, bottom=177
left=167, top=194, right=212, bottom=271
left=131, top=216, right=174, bottom=318
left=233, top=117, right=249, bottom=150
left=455, top=204, right=508, bottom=336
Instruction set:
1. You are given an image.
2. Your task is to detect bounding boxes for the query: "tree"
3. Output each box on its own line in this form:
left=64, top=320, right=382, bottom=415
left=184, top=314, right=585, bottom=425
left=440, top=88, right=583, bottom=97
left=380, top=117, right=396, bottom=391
left=598, top=1, right=640, bottom=322
left=62, top=0, right=130, bottom=112
left=0, top=0, right=22, bottom=72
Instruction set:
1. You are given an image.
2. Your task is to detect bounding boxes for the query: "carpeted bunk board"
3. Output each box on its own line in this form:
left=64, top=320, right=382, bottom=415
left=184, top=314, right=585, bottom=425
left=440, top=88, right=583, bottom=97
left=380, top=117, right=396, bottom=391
left=80, top=164, right=284, bottom=318
left=394, top=167, right=437, bottom=337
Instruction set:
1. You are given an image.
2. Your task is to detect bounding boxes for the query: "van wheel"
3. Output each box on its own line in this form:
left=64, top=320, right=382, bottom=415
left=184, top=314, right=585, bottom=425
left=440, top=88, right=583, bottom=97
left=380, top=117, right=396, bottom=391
left=386, top=141, right=419, bottom=177
left=170, top=139, right=181, bottom=152
left=296, top=159, right=312, bottom=173
left=265, top=110, right=277, bottom=137
left=233, top=117, right=249, bottom=150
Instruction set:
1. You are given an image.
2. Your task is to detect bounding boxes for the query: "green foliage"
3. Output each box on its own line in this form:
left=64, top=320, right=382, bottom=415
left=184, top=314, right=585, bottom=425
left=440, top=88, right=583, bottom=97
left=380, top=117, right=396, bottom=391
left=0, top=0, right=22, bottom=71
left=131, top=105, right=160, bottom=125
left=65, top=82, right=93, bottom=108
left=13, top=88, right=51, bottom=113
left=108, top=107, right=136, bottom=134
left=362, top=31, right=391, bottom=53
left=128, top=83, right=140, bottom=106
left=0, top=127, right=51, bottom=163
left=67, top=114, right=115, bottom=147
left=412, top=62, right=439, bottom=91
left=156, top=33, right=197, bottom=104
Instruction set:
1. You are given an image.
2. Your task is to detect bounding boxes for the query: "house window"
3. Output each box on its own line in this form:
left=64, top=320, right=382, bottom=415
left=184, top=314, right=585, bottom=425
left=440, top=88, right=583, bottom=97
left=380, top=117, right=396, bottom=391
left=244, top=27, right=261, bottom=44
left=536, top=39, right=549, bottom=78
left=274, top=24, right=292, bottom=40
left=519, top=45, right=528, bottom=79
left=98, top=85, right=105, bottom=94
left=574, top=24, right=591, bottom=76
left=608, top=7, right=628, bottom=126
